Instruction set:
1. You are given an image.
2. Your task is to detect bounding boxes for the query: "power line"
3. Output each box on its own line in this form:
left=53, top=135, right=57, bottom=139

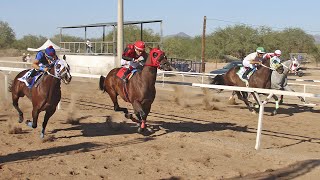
left=206, top=18, right=320, bottom=33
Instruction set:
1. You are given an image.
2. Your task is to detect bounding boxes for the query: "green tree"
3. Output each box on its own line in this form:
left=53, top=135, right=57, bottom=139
left=206, top=25, right=260, bottom=59
left=13, top=34, right=47, bottom=50
left=0, top=21, right=16, bottom=48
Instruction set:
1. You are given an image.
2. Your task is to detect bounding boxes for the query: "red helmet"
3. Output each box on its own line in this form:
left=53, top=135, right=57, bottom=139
left=134, top=41, right=145, bottom=51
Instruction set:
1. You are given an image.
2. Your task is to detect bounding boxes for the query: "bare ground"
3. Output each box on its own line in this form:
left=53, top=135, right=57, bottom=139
left=0, top=59, right=320, bottom=179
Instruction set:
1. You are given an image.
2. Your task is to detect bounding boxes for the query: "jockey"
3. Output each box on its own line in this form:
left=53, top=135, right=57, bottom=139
left=120, top=40, right=148, bottom=82
left=263, top=49, right=282, bottom=67
left=26, top=46, right=58, bottom=83
left=242, top=47, right=266, bottom=80
left=263, top=49, right=281, bottom=61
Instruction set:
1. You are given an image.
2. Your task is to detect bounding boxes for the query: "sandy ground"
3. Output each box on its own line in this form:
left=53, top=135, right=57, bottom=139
left=0, top=57, right=320, bottom=179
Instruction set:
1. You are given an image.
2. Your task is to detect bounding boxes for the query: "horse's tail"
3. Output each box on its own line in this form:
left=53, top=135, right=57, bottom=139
left=210, top=75, right=224, bottom=85
left=99, top=75, right=106, bottom=92
left=8, top=80, right=13, bottom=92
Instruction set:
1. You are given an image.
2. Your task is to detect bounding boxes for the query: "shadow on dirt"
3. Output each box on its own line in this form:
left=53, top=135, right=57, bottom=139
left=0, top=142, right=102, bottom=165
left=228, top=159, right=320, bottom=180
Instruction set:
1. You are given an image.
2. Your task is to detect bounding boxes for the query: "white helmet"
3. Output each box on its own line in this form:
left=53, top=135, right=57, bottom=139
left=274, top=50, right=281, bottom=56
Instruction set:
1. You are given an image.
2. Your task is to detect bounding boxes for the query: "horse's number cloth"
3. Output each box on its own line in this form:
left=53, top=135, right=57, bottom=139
left=116, top=67, right=138, bottom=80
left=237, top=67, right=256, bottom=80
left=18, top=70, right=41, bottom=88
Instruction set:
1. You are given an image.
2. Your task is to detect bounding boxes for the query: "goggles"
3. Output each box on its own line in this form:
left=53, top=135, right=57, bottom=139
left=45, top=54, right=54, bottom=60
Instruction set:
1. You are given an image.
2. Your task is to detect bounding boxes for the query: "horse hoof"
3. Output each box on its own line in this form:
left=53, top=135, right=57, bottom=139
left=272, top=111, right=277, bottom=116
left=251, top=111, right=257, bottom=115
left=18, top=119, right=23, bottom=123
left=40, top=133, right=44, bottom=139
left=137, top=127, right=145, bottom=133
left=26, top=120, right=33, bottom=127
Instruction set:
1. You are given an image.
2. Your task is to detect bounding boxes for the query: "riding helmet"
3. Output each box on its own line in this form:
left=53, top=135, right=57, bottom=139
left=134, top=41, right=146, bottom=51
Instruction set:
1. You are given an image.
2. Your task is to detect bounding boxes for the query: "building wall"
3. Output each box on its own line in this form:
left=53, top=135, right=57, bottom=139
left=59, top=54, right=117, bottom=75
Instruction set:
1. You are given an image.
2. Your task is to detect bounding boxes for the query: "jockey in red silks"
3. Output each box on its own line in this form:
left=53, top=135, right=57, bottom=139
left=120, top=40, right=148, bottom=82
left=264, top=49, right=282, bottom=61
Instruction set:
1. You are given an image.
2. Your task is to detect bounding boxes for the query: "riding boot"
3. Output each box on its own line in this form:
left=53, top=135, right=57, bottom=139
left=242, top=68, right=252, bottom=80
left=121, top=69, right=130, bottom=83
left=27, top=69, right=37, bottom=84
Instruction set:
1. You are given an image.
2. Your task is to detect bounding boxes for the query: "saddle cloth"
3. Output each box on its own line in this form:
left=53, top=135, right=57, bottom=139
left=116, top=67, right=138, bottom=81
left=18, top=70, right=42, bottom=88
left=236, top=67, right=256, bottom=81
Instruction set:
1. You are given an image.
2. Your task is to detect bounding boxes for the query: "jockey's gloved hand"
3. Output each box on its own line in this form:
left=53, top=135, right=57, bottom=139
left=39, top=66, right=48, bottom=72
left=135, top=56, right=144, bottom=62
left=48, top=62, right=55, bottom=68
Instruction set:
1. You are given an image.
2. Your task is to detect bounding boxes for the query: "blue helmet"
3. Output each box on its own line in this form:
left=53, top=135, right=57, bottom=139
left=45, top=46, right=56, bottom=59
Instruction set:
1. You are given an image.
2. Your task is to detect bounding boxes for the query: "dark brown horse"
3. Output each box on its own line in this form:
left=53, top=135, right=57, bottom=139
left=10, top=57, right=72, bottom=138
left=99, top=47, right=171, bottom=133
left=211, top=58, right=284, bottom=114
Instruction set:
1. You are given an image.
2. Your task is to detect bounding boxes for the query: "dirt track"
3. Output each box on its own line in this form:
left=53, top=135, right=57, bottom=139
left=0, top=59, right=320, bottom=179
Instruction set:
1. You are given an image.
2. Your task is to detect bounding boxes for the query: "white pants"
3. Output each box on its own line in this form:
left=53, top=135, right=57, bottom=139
left=120, top=59, right=140, bottom=68
left=243, top=60, right=255, bottom=69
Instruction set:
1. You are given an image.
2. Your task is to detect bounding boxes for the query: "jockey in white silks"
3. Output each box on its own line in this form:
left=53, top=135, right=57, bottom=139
left=242, top=47, right=266, bottom=80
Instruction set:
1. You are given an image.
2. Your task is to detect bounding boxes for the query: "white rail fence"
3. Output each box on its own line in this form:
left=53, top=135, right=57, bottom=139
left=192, top=83, right=320, bottom=150
left=1, top=64, right=320, bottom=150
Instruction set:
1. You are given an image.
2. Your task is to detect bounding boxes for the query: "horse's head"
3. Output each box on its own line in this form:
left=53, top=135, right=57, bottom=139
left=53, top=57, right=72, bottom=84
left=269, top=57, right=284, bottom=74
left=148, top=47, right=172, bottom=71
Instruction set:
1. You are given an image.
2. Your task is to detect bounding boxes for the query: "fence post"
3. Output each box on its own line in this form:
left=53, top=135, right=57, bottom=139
left=4, top=74, right=8, bottom=99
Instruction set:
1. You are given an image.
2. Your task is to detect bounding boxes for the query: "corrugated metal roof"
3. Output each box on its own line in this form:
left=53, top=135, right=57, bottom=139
left=58, top=20, right=162, bottom=29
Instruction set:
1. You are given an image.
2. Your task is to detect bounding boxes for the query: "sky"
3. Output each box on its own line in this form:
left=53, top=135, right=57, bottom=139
left=1, top=0, right=320, bottom=39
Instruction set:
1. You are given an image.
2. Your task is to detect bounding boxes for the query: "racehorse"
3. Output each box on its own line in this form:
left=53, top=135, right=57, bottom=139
left=9, top=57, right=72, bottom=138
left=271, top=59, right=305, bottom=104
left=99, top=47, right=172, bottom=133
left=211, top=57, right=284, bottom=114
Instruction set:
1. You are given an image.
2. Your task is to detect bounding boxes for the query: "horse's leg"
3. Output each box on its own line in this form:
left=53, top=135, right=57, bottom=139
left=26, top=108, right=40, bottom=129
left=229, top=91, right=236, bottom=100
left=279, top=95, right=284, bottom=105
left=250, top=92, right=261, bottom=108
left=40, top=108, right=56, bottom=138
left=271, top=94, right=279, bottom=116
left=236, top=91, right=256, bottom=114
left=108, top=92, right=128, bottom=114
left=12, top=94, right=24, bottom=123
left=132, top=100, right=147, bottom=132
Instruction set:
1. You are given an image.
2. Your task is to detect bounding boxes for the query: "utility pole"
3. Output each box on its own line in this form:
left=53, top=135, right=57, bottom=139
left=201, top=16, right=206, bottom=73
left=117, top=0, right=123, bottom=67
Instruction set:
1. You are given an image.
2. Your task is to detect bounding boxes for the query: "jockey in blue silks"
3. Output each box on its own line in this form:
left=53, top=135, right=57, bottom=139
left=26, top=46, right=58, bottom=83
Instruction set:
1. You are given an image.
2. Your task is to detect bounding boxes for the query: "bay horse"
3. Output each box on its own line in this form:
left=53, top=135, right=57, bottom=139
left=211, top=57, right=284, bottom=114
left=99, top=47, right=171, bottom=133
left=9, top=57, right=72, bottom=138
